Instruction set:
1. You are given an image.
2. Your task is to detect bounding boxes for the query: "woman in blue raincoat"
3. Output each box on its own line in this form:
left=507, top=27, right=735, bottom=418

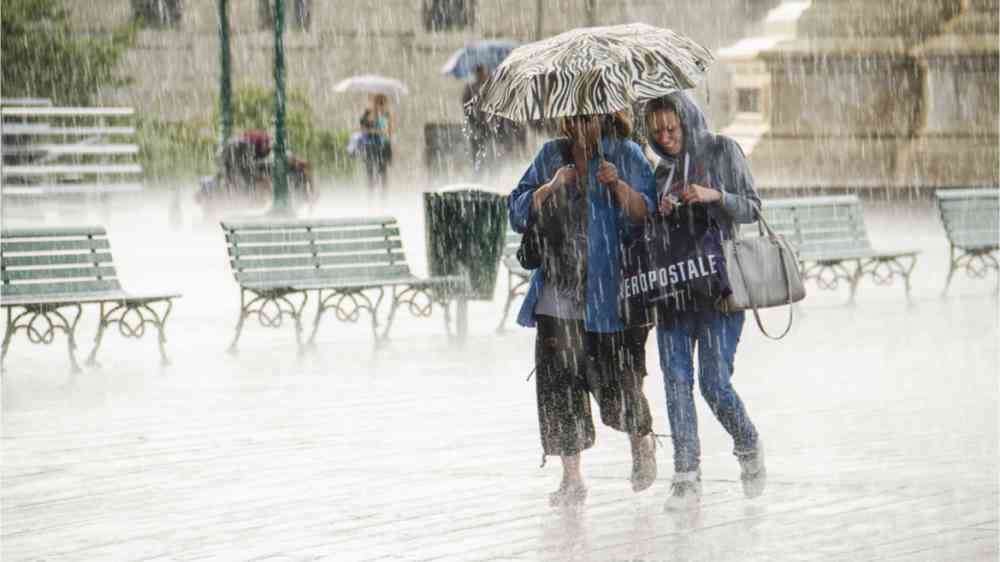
left=643, top=92, right=766, bottom=511
left=509, top=110, right=658, bottom=507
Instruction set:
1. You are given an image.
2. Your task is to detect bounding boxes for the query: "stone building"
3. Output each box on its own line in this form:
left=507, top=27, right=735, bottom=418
left=719, top=0, right=999, bottom=193
left=70, top=0, right=774, bottom=186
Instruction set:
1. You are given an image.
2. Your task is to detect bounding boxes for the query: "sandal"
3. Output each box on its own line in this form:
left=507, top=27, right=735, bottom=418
left=549, top=481, right=588, bottom=507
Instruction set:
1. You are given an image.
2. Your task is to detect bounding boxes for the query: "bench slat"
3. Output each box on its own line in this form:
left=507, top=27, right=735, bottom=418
left=2, top=107, right=134, bottom=117
left=2, top=238, right=111, bottom=253
left=3, top=266, right=117, bottom=282
left=1, top=279, right=121, bottom=296
left=0, top=290, right=177, bottom=307
left=228, top=239, right=403, bottom=257
left=1, top=125, right=136, bottom=136
left=2, top=252, right=114, bottom=267
left=2, top=144, right=139, bottom=156
left=232, top=252, right=406, bottom=271
left=227, top=227, right=401, bottom=245
left=940, top=201, right=1000, bottom=214
left=764, top=195, right=859, bottom=208
left=235, top=264, right=412, bottom=285
left=936, top=188, right=1000, bottom=201
left=768, top=215, right=864, bottom=229
left=794, top=228, right=869, bottom=243
left=796, top=243, right=875, bottom=257
left=1, top=226, right=107, bottom=238
left=2, top=164, right=143, bottom=176
left=2, top=183, right=144, bottom=195
left=940, top=210, right=1000, bottom=228
left=950, top=233, right=1000, bottom=248
left=222, top=216, right=397, bottom=231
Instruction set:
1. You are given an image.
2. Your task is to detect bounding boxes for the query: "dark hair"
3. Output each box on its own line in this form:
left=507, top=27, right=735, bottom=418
left=645, top=96, right=680, bottom=134
left=557, top=109, right=634, bottom=142
left=646, top=96, right=678, bottom=115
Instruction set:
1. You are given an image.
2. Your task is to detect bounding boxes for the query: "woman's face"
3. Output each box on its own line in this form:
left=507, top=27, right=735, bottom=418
left=565, top=116, right=602, bottom=148
left=650, top=110, right=684, bottom=156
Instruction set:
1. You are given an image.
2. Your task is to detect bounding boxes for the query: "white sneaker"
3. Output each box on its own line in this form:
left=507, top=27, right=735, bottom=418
left=663, top=470, right=701, bottom=512
left=737, top=442, right=766, bottom=498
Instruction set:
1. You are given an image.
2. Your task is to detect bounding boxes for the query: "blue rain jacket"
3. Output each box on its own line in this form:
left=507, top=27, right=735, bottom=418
left=509, top=137, right=656, bottom=333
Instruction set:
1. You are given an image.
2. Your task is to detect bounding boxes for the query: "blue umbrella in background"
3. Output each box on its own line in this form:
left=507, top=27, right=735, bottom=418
left=441, top=39, right=518, bottom=79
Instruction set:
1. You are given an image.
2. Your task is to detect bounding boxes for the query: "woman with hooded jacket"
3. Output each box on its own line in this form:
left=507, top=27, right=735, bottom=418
left=643, top=92, right=767, bottom=510
left=509, top=111, right=658, bottom=507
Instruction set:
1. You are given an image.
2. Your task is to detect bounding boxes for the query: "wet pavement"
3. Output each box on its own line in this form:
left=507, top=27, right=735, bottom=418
left=2, top=190, right=997, bottom=561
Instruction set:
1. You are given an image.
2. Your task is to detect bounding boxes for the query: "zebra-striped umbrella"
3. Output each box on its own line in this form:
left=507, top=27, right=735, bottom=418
left=471, top=23, right=714, bottom=122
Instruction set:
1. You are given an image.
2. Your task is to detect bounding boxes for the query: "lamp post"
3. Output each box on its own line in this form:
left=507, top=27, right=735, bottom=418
left=217, top=0, right=232, bottom=149
left=271, top=0, right=291, bottom=215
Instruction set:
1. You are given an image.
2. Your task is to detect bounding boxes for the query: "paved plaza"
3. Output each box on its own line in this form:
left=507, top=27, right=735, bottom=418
left=2, top=192, right=997, bottom=561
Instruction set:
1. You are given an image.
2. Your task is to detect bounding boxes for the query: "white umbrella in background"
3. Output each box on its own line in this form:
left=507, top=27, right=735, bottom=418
left=332, top=75, right=409, bottom=99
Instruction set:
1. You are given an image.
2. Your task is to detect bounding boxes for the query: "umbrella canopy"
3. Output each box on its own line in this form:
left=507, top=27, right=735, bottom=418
left=471, top=23, right=714, bottom=122
left=332, top=75, right=409, bottom=98
left=441, top=39, right=518, bottom=79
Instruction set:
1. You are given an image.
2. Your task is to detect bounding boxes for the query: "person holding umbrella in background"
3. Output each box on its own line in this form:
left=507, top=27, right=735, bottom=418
left=359, top=93, right=394, bottom=194
left=446, top=39, right=524, bottom=175
left=333, top=74, right=407, bottom=196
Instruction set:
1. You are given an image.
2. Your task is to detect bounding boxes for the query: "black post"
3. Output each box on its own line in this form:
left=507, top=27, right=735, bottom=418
left=218, top=0, right=233, bottom=149
left=271, top=0, right=291, bottom=215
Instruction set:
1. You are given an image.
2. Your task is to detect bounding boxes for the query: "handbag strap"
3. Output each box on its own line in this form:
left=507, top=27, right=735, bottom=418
left=729, top=206, right=796, bottom=340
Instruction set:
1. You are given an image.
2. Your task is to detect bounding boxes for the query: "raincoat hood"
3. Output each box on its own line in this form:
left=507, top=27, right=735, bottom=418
left=646, top=91, right=713, bottom=166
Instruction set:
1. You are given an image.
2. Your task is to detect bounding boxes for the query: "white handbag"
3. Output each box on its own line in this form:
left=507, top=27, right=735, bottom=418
left=720, top=209, right=806, bottom=339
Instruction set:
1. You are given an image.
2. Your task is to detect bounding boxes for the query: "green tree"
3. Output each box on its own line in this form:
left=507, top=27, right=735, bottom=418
left=2, top=0, right=134, bottom=105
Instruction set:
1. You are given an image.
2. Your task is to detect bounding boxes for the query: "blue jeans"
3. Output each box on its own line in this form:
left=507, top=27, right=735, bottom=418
left=656, top=309, right=759, bottom=473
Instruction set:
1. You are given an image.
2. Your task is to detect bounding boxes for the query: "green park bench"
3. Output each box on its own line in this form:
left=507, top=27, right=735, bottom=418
left=221, top=217, right=467, bottom=355
left=1, top=226, right=179, bottom=373
left=762, top=195, right=920, bottom=302
left=935, top=188, right=999, bottom=295
left=496, top=230, right=530, bottom=332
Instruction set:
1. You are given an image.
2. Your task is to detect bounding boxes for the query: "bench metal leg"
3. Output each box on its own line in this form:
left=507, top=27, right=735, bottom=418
left=381, top=285, right=436, bottom=343
left=943, top=247, right=999, bottom=297
left=228, top=289, right=249, bottom=354
left=442, top=301, right=453, bottom=338
left=64, top=306, right=83, bottom=374
left=942, top=245, right=958, bottom=298
left=87, top=303, right=109, bottom=367
left=231, top=289, right=307, bottom=356
left=802, top=260, right=856, bottom=303
left=858, top=255, right=920, bottom=303
left=87, top=299, right=175, bottom=367
left=2, top=305, right=83, bottom=374
left=309, top=289, right=384, bottom=350
left=496, top=272, right=529, bottom=334
left=455, top=295, right=468, bottom=344
left=848, top=263, right=863, bottom=305
left=2, top=308, right=15, bottom=367
left=900, top=256, right=918, bottom=302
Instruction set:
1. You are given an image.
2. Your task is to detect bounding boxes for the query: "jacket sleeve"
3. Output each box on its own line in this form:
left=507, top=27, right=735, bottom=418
left=618, top=142, right=656, bottom=242
left=509, top=144, right=553, bottom=234
left=715, top=137, right=761, bottom=224
left=625, top=143, right=656, bottom=216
